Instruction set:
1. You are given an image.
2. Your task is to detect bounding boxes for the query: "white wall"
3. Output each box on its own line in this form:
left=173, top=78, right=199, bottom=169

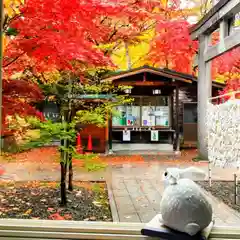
left=207, top=99, right=240, bottom=168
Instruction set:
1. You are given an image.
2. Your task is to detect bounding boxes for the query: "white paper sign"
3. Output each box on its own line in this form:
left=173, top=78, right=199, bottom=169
left=155, top=106, right=169, bottom=126
left=142, top=106, right=155, bottom=126
left=153, top=111, right=163, bottom=117
left=151, top=130, right=159, bottom=141
left=123, top=130, right=131, bottom=141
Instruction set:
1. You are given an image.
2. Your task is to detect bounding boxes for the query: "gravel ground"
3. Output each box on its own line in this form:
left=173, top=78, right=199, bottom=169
left=0, top=181, right=112, bottom=221
left=197, top=181, right=240, bottom=212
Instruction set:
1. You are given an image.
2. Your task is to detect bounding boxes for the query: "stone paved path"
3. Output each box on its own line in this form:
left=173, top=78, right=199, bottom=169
left=108, top=162, right=240, bottom=226
left=111, top=174, right=240, bottom=226
left=1, top=159, right=240, bottom=226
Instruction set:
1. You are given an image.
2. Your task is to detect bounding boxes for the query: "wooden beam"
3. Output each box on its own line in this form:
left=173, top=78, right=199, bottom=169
left=105, top=113, right=109, bottom=153
left=114, top=81, right=178, bottom=86
left=170, top=93, right=174, bottom=129
left=204, top=29, right=240, bottom=62
left=143, top=72, right=147, bottom=81
left=174, top=85, right=180, bottom=151
left=108, top=114, right=113, bottom=154
left=190, top=0, right=240, bottom=39
left=103, top=68, right=193, bottom=83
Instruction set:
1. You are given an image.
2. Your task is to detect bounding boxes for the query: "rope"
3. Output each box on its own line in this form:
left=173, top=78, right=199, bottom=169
left=208, top=91, right=240, bottom=102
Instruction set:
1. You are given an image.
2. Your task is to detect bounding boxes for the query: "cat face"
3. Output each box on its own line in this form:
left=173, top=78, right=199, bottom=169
left=162, top=168, right=180, bottom=186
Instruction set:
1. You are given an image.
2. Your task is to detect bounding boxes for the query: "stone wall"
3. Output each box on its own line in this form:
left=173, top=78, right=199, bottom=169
left=207, top=99, right=240, bottom=168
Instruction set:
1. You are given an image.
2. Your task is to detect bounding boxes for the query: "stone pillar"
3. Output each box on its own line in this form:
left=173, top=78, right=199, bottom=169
left=197, top=34, right=212, bottom=158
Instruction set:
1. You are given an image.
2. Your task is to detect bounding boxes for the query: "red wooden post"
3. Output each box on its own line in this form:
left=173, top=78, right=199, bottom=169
left=87, top=135, right=93, bottom=152
left=76, top=133, right=83, bottom=154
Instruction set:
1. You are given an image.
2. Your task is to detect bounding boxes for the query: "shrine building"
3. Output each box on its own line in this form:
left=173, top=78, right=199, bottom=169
left=80, top=65, right=224, bottom=154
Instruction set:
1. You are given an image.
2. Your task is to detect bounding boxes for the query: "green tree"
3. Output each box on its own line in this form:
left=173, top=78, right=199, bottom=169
left=24, top=76, right=132, bottom=205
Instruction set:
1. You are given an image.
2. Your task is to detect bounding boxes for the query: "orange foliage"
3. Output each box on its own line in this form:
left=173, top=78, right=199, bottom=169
left=10, top=147, right=59, bottom=163
left=6, top=147, right=208, bottom=167
left=0, top=166, right=5, bottom=175
left=148, top=0, right=198, bottom=74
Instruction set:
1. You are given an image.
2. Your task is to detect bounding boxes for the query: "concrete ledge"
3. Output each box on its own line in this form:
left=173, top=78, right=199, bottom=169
left=112, top=143, right=173, bottom=152
left=0, top=219, right=239, bottom=239
left=107, top=182, right=120, bottom=222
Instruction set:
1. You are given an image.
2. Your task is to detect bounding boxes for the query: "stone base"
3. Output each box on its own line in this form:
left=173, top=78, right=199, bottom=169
left=104, top=149, right=114, bottom=156
left=141, top=214, right=214, bottom=240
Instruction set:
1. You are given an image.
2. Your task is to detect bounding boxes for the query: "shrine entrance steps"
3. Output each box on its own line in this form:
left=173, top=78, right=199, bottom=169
left=112, top=143, right=174, bottom=155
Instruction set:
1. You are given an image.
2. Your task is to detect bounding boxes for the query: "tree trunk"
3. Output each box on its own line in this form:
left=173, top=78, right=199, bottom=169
left=60, top=161, right=67, bottom=206
left=60, top=110, right=68, bottom=206
left=124, top=41, right=131, bottom=70
left=68, top=158, right=73, bottom=191
left=66, top=106, right=73, bottom=191
left=2, top=135, right=18, bottom=153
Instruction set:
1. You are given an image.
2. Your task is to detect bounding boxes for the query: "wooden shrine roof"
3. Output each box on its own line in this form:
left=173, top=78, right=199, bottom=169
left=102, top=65, right=225, bottom=89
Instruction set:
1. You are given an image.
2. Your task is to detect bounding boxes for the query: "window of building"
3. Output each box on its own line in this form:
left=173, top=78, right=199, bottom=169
left=112, top=96, right=170, bottom=127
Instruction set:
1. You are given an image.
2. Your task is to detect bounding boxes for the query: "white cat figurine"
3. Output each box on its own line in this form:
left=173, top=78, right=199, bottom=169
left=160, top=167, right=213, bottom=236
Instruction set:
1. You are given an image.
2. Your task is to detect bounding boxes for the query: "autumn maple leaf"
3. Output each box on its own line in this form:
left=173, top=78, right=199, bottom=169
left=48, top=213, right=65, bottom=220
left=0, top=166, right=5, bottom=176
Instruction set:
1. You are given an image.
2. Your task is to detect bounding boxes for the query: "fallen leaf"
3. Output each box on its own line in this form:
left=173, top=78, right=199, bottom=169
left=47, top=208, right=55, bottom=212
left=76, top=191, right=82, bottom=197
left=23, top=209, right=32, bottom=215
left=0, top=166, right=5, bottom=175
left=92, top=201, right=102, bottom=207
left=31, top=192, right=38, bottom=196
left=135, top=197, right=144, bottom=202
left=49, top=213, right=65, bottom=220
left=63, top=214, right=72, bottom=220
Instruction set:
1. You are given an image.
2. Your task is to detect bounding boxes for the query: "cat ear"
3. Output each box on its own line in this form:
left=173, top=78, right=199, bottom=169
left=179, top=167, right=206, bottom=180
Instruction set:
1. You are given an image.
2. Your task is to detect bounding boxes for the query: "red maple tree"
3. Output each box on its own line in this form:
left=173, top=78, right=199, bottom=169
left=148, top=0, right=198, bottom=74
left=2, top=79, right=44, bottom=135
left=149, top=3, right=239, bottom=96
left=210, top=31, right=240, bottom=98
left=3, top=0, right=158, bottom=135
left=215, top=48, right=240, bottom=99
left=4, top=0, right=158, bottom=74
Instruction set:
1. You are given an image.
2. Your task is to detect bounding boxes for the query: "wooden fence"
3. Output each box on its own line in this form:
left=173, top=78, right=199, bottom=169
left=0, top=219, right=240, bottom=239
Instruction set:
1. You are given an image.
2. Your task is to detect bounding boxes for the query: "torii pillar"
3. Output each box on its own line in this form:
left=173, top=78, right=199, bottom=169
left=190, top=0, right=240, bottom=158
